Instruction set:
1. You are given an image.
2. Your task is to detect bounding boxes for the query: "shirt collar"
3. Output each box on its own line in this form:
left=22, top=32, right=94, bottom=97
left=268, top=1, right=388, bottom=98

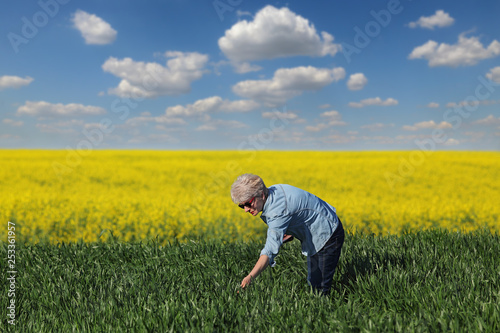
left=261, top=186, right=274, bottom=218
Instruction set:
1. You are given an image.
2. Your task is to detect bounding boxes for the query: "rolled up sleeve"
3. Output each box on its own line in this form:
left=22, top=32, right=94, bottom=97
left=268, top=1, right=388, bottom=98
left=259, top=217, right=290, bottom=267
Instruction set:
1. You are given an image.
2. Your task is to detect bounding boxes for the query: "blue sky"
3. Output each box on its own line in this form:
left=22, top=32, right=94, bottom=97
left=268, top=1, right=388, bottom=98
left=1, top=0, right=499, bottom=150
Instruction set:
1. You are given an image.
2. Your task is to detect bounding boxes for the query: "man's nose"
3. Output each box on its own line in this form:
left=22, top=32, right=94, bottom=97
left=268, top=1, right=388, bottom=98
left=244, top=206, right=251, bottom=213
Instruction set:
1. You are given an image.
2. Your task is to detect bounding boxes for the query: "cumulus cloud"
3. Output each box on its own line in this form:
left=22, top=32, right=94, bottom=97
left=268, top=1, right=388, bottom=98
left=261, top=111, right=299, bottom=121
left=165, top=96, right=259, bottom=117
left=360, top=123, right=395, bottom=130
left=444, top=138, right=460, bottom=146
left=72, top=10, right=117, bottom=45
left=0, top=75, right=34, bottom=90
left=473, top=115, right=500, bottom=125
left=233, top=62, right=262, bottom=74
left=17, top=101, right=106, bottom=117
left=445, top=100, right=498, bottom=108
left=125, top=115, right=186, bottom=127
left=35, top=120, right=84, bottom=135
left=486, top=66, right=500, bottom=83
left=347, top=73, right=368, bottom=91
left=147, top=134, right=180, bottom=144
left=408, top=10, right=454, bottom=29
left=233, top=66, right=345, bottom=106
left=196, top=119, right=247, bottom=131
left=218, top=5, right=341, bottom=71
left=348, top=97, right=398, bottom=108
left=102, top=51, right=209, bottom=98
left=320, top=110, right=346, bottom=126
left=464, top=131, right=485, bottom=138
left=125, top=96, right=258, bottom=133
left=306, top=123, right=328, bottom=132
left=306, top=110, right=346, bottom=131
left=403, top=120, right=452, bottom=131
left=426, top=102, right=440, bottom=108
left=409, top=32, right=500, bottom=67
left=2, top=119, right=24, bottom=127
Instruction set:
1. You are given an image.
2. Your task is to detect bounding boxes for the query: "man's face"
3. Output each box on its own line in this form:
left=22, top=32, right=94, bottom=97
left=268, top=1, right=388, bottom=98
left=240, top=194, right=264, bottom=216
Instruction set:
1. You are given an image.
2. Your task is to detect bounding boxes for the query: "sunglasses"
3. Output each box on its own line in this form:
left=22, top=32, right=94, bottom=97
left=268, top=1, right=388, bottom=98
left=238, top=197, right=255, bottom=209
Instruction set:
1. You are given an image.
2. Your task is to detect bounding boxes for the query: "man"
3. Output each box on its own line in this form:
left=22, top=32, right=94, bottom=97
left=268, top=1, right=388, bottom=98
left=231, top=173, right=344, bottom=295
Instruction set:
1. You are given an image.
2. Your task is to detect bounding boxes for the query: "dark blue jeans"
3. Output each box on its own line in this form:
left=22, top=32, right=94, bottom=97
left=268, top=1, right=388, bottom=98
left=307, top=220, right=344, bottom=295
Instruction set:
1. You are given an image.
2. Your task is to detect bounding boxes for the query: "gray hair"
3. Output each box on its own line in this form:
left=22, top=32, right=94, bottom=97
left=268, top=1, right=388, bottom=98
left=231, top=173, right=268, bottom=204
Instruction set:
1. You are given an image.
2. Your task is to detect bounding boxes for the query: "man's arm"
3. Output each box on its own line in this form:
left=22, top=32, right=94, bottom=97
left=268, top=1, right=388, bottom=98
left=241, top=254, right=269, bottom=288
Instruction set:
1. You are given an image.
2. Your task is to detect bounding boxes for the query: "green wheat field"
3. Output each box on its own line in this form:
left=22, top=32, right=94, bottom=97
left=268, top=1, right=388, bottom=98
left=1, top=230, right=499, bottom=332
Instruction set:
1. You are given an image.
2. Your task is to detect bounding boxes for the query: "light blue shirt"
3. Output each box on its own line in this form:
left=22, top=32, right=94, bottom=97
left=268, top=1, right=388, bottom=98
left=260, top=184, right=340, bottom=267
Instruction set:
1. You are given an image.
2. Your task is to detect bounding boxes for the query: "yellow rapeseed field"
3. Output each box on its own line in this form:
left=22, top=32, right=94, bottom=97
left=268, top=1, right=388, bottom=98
left=0, top=150, right=498, bottom=244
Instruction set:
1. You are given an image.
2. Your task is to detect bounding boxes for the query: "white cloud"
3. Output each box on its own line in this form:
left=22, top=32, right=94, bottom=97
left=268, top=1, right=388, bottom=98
left=17, top=101, right=106, bottom=117
left=348, top=97, right=398, bottom=108
left=233, top=62, right=262, bottom=74
left=306, top=123, right=329, bottom=132
left=444, top=138, right=460, bottom=146
left=347, top=73, right=368, bottom=91
left=36, top=120, right=84, bottom=134
left=403, top=120, right=452, bottom=131
left=72, top=10, right=117, bottom=45
left=148, top=134, right=180, bottom=144
left=2, top=118, right=24, bottom=127
left=408, top=10, right=454, bottom=30
left=233, top=66, right=345, bottom=106
left=196, top=119, right=247, bottom=131
left=486, top=66, right=500, bottom=83
left=360, top=123, right=395, bottom=130
left=102, top=51, right=209, bottom=98
left=261, top=111, right=298, bottom=121
left=84, top=122, right=108, bottom=130
left=321, top=110, right=346, bottom=126
left=473, top=115, right=500, bottom=125
left=362, top=136, right=395, bottom=145
left=464, top=131, right=486, bottom=142
left=409, top=32, right=500, bottom=67
left=218, top=5, right=341, bottom=69
left=323, top=134, right=359, bottom=144
left=395, top=134, right=430, bottom=142
left=125, top=115, right=186, bottom=127
left=307, top=110, right=346, bottom=131
left=36, top=124, right=77, bottom=135
left=446, top=100, right=498, bottom=108
left=125, top=96, right=258, bottom=131
left=165, top=96, right=259, bottom=117
left=426, top=102, right=440, bottom=108
left=0, top=76, right=34, bottom=90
